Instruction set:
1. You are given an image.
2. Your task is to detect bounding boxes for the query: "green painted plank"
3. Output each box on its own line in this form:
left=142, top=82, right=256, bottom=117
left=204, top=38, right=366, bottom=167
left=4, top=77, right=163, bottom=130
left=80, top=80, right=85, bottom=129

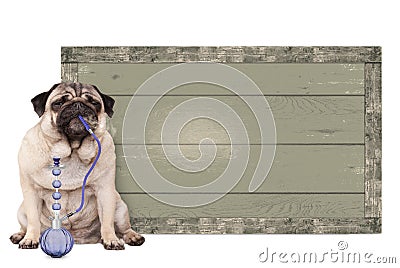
left=79, top=63, right=174, bottom=95
left=121, top=193, right=364, bottom=218
left=78, top=63, right=364, bottom=95
left=109, top=95, right=364, bottom=144
left=116, top=145, right=364, bottom=193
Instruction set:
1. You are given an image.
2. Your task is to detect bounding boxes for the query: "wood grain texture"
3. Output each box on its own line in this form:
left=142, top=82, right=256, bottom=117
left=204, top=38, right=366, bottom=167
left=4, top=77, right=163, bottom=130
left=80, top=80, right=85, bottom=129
left=61, top=46, right=381, bottom=63
left=130, top=217, right=381, bottom=234
left=121, top=193, right=363, bottom=218
left=116, top=145, right=364, bottom=193
left=365, top=63, right=382, bottom=218
left=111, top=95, right=364, bottom=144
left=77, top=63, right=364, bottom=95
left=61, top=63, right=78, bottom=82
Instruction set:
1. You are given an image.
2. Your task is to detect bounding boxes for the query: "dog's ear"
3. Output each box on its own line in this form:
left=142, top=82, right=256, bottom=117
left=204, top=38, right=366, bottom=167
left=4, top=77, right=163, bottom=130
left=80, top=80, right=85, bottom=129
left=31, top=83, right=60, bottom=117
left=92, top=85, right=115, bottom=118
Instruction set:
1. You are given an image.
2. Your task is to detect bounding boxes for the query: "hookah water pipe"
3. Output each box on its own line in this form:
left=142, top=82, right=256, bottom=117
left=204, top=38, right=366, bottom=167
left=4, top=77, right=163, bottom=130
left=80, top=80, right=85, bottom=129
left=39, top=115, right=101, bottom=258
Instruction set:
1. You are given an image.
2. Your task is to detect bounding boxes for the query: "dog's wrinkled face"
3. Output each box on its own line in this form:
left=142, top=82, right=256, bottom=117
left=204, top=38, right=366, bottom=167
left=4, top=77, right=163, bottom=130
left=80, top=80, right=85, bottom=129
left=31, top=82, right=115, bottom=141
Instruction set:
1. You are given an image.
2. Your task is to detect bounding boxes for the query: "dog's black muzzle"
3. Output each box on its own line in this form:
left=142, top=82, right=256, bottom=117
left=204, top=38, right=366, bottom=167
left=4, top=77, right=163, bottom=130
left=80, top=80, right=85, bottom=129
left=56, top=101, right=98, bottom=141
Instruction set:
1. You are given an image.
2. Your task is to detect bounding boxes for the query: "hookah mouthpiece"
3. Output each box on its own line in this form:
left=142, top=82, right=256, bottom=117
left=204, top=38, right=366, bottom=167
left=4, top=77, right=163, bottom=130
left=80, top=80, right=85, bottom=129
left=78, top=115, right=93, bottom=133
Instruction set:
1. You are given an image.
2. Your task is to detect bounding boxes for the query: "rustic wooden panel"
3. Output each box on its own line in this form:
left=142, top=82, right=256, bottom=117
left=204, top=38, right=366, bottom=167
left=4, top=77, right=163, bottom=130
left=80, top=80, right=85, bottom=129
left=130, top=217, right=381, bottom=234
left=77, top=63, right=364, bottom=95
left=365, top=63, right=382, bottom=218
left=121, top=193, right=364, bottom=218
left=61, top=46, right=382, bottom=234
left=116, top=145, right=364, bottom=193
left=111, top=95, right=364, bottom=144
left=62, top=46, right=381, bottom=63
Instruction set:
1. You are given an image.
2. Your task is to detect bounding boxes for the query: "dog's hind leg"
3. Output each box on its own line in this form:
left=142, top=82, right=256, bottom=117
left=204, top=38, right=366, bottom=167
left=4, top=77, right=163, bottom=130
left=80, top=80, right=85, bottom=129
left=14, top=188, right=43, bottom=249
left=10, top=203, right=27, bottom=245
left=114, top=197, right=145, bottom=246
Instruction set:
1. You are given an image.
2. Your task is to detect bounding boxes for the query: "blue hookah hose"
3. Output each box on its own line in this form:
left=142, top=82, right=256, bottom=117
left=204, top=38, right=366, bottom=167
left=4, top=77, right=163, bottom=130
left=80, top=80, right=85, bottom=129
left=67, top=115, right=101, bottom=217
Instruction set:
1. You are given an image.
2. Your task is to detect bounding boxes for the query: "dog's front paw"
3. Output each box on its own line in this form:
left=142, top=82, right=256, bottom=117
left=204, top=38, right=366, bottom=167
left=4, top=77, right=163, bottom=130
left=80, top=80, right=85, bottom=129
left=18, top=238, right=39, bottom=249
left=123, top=230, right=145, bottom=246
left=102, top=238, right=125, bottom=250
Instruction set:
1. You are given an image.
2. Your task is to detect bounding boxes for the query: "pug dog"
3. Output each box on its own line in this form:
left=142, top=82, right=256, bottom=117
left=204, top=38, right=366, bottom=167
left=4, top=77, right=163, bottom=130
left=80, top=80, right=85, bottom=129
left=10, top=82, right=144, bottom=250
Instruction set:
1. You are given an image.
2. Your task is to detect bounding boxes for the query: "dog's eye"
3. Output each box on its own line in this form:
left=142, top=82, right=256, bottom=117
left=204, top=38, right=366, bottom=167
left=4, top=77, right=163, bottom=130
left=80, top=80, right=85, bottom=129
left=51, top=100, right=64, bottom=110
left=91, top=100, right=101, bottom=109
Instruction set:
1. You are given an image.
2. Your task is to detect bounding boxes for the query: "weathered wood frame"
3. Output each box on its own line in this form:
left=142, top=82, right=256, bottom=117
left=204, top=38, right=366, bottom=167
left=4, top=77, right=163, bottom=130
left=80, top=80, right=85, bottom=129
left=61, top=46, right=381, bottom=234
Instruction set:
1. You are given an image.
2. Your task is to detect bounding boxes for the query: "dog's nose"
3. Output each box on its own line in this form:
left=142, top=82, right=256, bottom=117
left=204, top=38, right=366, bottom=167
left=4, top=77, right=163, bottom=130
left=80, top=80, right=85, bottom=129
left=73, top=102, right=83, bottom=110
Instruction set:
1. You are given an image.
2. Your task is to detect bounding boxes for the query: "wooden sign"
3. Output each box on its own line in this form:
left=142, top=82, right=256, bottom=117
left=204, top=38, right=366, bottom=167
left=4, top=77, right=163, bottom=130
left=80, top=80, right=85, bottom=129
left=61, top=47, right=381, bottom=234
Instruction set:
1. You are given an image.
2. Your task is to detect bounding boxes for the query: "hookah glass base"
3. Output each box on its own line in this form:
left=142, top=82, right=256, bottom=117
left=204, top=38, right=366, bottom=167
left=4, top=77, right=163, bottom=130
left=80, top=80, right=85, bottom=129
left=40, top=227, right=74, bottom=258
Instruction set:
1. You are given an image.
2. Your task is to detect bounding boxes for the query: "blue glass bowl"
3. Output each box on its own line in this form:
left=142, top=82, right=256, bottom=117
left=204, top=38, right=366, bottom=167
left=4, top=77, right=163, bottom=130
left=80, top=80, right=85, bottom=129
left=40, top=228, right=74, bottom=258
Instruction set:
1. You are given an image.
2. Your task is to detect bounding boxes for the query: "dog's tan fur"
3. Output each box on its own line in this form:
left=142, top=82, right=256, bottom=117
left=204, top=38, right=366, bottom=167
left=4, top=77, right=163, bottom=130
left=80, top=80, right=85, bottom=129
left=10, top=82, right=144, bottom=250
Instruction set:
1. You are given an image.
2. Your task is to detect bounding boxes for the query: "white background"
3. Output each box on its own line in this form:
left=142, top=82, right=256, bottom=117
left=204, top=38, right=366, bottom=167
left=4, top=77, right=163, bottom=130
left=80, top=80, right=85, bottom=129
left=0, top=0, right=398, bottom=267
